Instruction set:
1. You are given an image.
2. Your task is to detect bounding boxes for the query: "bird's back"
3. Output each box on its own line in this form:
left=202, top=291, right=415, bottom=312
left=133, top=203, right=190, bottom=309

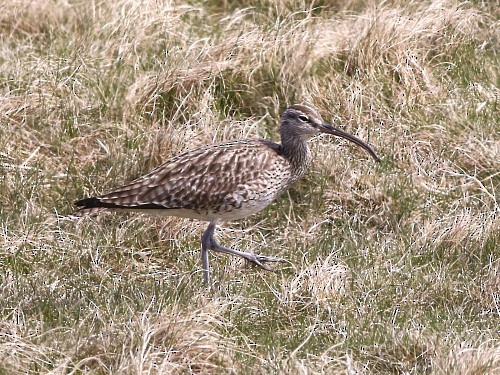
left=73, top=139, right=296, bottom=221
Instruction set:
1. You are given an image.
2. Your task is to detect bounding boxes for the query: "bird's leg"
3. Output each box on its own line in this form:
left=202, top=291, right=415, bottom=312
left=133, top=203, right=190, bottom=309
left=202, top=221, right=285, bottom=272
left=210, top=240, right=285, bottom=271
left=201, top=222, right=215, bottom=285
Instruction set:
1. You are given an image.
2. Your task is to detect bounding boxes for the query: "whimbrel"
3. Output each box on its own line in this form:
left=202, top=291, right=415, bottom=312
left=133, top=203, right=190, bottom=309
left=71, top=104, right=380, bottom=284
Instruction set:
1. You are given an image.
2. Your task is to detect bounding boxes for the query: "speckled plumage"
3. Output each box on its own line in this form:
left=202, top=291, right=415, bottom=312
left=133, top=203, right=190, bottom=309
left=75, top=140, right=294, bottom=221
left=71, top=104, right=380, bottom=284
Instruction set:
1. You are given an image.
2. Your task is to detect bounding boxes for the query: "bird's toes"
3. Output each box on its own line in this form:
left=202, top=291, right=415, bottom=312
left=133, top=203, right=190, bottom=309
left=245, top=254, right=286, bottom=271
left=248, top=256, right=273, bottom=271
left=258, top=255, right=286, bottom=263
left=258, top=262, right=275, bottom=272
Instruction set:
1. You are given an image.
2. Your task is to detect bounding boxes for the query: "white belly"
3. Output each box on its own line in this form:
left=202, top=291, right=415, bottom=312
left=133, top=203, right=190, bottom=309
left=127, top=196, right=275, bottom=222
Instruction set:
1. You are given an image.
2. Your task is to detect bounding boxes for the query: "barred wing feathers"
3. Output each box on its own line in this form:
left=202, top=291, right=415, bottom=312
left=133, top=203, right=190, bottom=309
left=72, top=140, right=290, bottom=216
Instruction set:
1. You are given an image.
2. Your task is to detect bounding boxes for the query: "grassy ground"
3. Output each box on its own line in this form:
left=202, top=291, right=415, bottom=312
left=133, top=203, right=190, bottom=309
left=0, top=0, right=498, bottom=373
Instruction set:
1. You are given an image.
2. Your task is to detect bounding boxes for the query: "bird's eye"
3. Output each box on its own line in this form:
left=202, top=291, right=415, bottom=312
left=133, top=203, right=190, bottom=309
left=298, top=115, right=309, bottom=122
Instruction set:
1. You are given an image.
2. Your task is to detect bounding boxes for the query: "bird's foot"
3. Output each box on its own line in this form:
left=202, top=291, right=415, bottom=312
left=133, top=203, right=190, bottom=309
left=202, top=228, right=286, bottom=272
left=243, top=253, right=286, bottom=271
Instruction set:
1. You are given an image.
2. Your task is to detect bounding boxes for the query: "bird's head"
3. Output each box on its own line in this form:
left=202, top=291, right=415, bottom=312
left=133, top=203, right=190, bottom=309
left=281, top=104, right=380, bottom=162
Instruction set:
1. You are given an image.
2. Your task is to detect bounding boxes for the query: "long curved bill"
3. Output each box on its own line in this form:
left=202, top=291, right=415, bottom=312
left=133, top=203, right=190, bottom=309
left=318, top=123, right=381, bottom=162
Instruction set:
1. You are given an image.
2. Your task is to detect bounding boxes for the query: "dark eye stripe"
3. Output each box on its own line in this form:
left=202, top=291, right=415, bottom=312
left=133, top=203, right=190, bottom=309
left=298, top=115, right=309, bottom=122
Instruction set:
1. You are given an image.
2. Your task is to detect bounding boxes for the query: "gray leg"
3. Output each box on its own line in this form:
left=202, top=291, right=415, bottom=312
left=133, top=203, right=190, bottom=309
left=209, top=241, right=285, bottom=271
left=201, top=221, right=285, bottom=283
left=201, top=222, right=215, bottom=285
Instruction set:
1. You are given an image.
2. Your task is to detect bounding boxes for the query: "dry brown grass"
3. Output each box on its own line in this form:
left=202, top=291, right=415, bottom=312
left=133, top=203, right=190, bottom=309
left=0, top=0, right=498, bottom=373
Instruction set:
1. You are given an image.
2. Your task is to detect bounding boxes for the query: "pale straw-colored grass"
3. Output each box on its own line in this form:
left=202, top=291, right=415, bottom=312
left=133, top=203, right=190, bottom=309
left=1, top=0, right=498, bottom=373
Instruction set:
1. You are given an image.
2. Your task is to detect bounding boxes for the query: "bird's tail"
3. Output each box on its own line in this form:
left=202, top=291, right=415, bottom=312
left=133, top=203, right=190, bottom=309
left=60, top=197, right=110, bottom=221
left=60, top=206, right=108, bottom=221
left=64, top=195, right=154, bottom=221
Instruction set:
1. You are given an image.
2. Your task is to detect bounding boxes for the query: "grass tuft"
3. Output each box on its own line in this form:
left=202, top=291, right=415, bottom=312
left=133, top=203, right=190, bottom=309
left=1, top=0, right=498, bottom=373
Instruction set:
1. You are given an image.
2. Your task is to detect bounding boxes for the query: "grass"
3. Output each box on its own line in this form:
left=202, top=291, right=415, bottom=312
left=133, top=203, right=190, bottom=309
left=1, top=0, right=499, bottom=373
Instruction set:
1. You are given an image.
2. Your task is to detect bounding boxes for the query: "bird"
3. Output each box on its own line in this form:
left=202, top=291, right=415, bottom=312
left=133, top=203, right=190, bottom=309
left=70, top=104, right=380, bottom=284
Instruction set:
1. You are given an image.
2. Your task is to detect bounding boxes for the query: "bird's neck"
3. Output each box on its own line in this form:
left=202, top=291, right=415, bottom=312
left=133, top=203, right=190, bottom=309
left=280, top=132, right=312, bottom=180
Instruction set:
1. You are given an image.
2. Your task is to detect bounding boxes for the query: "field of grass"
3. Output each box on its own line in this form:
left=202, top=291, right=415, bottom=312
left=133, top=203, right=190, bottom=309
left=1, top=0, right=499, bottom=373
